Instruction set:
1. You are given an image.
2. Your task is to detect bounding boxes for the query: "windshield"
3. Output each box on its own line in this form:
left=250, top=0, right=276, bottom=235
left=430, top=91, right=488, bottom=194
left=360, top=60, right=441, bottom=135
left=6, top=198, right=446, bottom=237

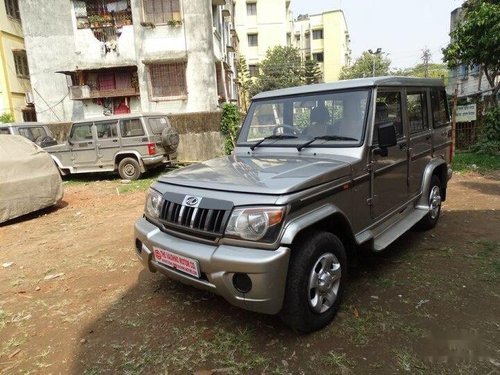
left=238, top=89, right=370, bottom=148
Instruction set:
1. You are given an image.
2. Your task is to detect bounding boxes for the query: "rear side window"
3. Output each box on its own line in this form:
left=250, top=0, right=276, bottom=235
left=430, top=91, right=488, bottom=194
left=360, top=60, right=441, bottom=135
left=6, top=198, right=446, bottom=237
left=148, top=117, right=170, bottom=134
left=70, top=124, right=93, bottom=141
left=121, top=119, right=145, bottom=137
left=96, top=121, right=118, bottom=139
left=18, top=127, right=47, bottom=141
left=431, top=89, right=450, bottom=128
left=407, top=91, right=429, bottom=134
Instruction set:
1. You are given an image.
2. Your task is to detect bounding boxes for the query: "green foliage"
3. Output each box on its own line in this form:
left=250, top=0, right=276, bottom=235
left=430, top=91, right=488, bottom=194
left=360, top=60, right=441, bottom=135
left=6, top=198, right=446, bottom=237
left=249, top=46, right=303, bottom=96
left=237, top=55, right=251, bottom=112
left=442, top=0, right=500, bottom=105
left=220, top=103, right=241, bottom=155
left=0, top=113, right=14, bottom=123
left=339, top=51, right=391, bottom=80
left=472, top=106, right=500, bottom=154
left=452, top=152, right=500, bottom=172
left=394, top=63, right=449, bottom=84
left=303, top=59, right=322, bottom=85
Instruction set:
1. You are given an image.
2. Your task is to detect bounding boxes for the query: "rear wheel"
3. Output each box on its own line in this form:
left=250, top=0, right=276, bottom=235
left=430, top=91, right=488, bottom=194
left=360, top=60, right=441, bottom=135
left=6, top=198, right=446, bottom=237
left=118, top=157, right=141, bottom=180
left=418, top=175, right=442, bottom=230
left=280, top=231, right=347, bottom=333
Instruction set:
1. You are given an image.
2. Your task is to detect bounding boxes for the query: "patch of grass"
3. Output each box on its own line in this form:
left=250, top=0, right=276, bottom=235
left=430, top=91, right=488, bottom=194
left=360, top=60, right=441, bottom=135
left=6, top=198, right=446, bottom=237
left=321, top=351, right=355, bottom=373
left=394, top=348, right=426, bottom=373
left=452, top=152, right=500, bottom=173
left=374, top=277, right=397, bottom=288
left=470, top=240, right=500, bottom=282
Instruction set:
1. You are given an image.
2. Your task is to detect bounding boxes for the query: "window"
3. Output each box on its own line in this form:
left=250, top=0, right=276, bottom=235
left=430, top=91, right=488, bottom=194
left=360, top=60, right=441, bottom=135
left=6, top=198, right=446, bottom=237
left=5, top=0, right=20, bottom=20
left=248, top=33, right=258, bottom=47
left=312, top=29, right=323, bottom=40
left=143, top=0, right=181, bottom=24
left=18, top=127, right=46, bottom=142
left=313, top=53, right=324, bottom=63
left=96, top=122, right=118, bottom=139
left=121, top=119, right=145, bottom=137
left=148, top=117, right=170, bottom=134
left=248, top=64, right=259, bottom=78
left=70, top=124, right=93, bottom=141
left=407, top=91, right=428, bottom=134
left=13, top=50, right=29, bottom=78
left=373, top=91, right=403, bottom=143
left=148, top=62, right=187, bottom=99
left=246, top=2, right=256, bottom=16
left=431, top=89, right=449, bottom=128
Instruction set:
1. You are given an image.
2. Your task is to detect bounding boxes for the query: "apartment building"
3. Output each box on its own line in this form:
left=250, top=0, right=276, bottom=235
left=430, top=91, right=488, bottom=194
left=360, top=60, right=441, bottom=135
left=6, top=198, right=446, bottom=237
left=19, top=0, right=238, bottom=122
left=234, top=0, right=293, bottom=77
left=0, top=0, right=35, bottom=121
left=293, top=11, right=350, bottom=82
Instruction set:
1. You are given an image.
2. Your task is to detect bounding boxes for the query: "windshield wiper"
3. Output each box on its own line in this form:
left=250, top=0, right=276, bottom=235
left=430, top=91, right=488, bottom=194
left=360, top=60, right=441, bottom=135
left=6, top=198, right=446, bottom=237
left=250, top=134, right=298, bottom=151
left=297, top=135, right=358, bottom=151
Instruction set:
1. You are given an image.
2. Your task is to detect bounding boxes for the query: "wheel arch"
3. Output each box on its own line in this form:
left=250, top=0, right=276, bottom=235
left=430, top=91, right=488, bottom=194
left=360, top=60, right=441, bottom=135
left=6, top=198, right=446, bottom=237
left=114, top=152, right=146, bottom=173
left=281, top=205, right=357, bottom=259
left=418, top=158, right=449, bottom=207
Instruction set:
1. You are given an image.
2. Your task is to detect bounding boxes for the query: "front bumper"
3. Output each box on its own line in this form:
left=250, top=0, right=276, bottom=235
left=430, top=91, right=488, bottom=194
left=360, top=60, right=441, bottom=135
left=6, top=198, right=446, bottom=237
left=134, top=217, right=291, bottom=315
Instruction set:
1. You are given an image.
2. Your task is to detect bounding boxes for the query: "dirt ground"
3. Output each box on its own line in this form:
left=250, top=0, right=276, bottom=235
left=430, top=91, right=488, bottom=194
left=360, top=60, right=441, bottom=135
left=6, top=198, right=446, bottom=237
left=0, top=172, right=499, bottom=374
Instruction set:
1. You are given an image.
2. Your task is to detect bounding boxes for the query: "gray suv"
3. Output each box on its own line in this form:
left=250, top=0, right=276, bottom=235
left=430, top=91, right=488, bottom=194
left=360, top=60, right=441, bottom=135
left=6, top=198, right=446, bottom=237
left=134, top=77, right=453, bottom=332
left=0, top=122, right=58, bottom=148
left=46, top=113, right=179, bottom=180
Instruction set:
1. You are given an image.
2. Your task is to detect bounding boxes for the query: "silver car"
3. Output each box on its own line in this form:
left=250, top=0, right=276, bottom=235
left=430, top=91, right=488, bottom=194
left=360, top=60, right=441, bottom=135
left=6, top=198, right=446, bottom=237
left=0, top=122, right=58, bottom=148
left=46, top=113, right=179, bottom=180
left=134, top=77, right=453, bottom=332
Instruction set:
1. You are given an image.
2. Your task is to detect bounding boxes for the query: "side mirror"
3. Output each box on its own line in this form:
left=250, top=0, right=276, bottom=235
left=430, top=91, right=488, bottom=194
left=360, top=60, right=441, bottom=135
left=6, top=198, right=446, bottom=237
left=377, top=122, right=397, bottom=148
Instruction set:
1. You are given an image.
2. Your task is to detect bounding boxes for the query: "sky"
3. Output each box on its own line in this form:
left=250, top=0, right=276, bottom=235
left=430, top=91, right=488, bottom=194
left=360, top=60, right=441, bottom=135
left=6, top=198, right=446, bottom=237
left=292, top=0, right=464, bottom=69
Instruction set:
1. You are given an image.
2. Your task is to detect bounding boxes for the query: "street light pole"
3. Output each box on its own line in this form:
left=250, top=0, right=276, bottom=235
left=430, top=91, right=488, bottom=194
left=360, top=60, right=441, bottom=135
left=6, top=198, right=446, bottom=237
left=368, top=48, right=382, bottom=77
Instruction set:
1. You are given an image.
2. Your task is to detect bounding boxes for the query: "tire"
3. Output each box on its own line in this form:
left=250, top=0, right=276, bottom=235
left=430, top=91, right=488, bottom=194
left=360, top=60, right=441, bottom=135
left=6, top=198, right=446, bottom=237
left=280, top=231, right=347, bottom=333
left=118, top=157, right=141, bottom=180
left=418, top=175, right=442, bottom=230
left=161, top=126, right=180, bottom=153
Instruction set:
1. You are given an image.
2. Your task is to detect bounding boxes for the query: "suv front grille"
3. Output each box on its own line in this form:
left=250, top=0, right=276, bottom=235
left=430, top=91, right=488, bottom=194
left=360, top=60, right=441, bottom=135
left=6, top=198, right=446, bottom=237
left=158, top=193, right=233, bottom=238
left=160, top=201, right=226, bottom=234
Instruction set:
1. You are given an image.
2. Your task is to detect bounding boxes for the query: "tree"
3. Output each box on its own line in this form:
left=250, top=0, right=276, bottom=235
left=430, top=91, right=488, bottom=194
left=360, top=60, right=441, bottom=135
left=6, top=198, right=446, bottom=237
left=236, top=55, right=251, bottom=112
left=249, top=46, right=303, bottom=96
left=303, top=58, right=322, bottom=85
left=0, top=113, right=14, bottom=123
left=442, top=0, right=500, bottom=106
left=339, top=51, right=391, bottom=80
left=394, top=63, right=449, bottom=85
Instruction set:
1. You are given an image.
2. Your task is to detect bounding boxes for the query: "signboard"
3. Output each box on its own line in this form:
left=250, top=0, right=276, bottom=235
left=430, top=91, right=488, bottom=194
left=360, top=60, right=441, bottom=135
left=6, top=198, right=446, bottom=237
left=456, top=104, right=477, bottom=122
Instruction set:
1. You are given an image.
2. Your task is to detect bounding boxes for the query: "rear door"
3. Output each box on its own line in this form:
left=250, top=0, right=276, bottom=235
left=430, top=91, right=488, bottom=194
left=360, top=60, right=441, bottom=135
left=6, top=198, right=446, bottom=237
left=119, top=117, right=147, bottom=154
left=70, top=122, right=98, bottom=167
left=371, top=89, right=409, bottom=219
left=95, top=120, right=119, bottom=168
left=406, top=89, right=432, bottom=197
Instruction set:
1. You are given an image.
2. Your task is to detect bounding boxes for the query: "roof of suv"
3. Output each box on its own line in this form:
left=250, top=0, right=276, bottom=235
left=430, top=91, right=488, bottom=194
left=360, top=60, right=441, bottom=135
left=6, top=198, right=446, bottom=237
left=73, top=112, right=168, bottom=124
left=0, top=122, right=50, bottom=128
left=253, top=76, right=445, bottom=100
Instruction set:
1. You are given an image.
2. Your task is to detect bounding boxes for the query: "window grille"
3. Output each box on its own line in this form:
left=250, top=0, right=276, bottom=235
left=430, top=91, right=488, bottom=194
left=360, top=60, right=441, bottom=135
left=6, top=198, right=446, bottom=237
left=143, top=0, right=181, bottom=24
left=5, top=0, right=20, bottom=19
left=148, top=62, right=187, bottom=99
left=13, top=50, right=29, bottom=78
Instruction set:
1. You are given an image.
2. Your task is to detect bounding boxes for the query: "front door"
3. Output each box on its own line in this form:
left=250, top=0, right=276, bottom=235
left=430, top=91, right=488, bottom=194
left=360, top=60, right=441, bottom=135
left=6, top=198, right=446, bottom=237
left=371, top=89, right=409, bottom=219
left=95, top=120, right=119, bottom=168
left=69, top=123, right=98, bottom=168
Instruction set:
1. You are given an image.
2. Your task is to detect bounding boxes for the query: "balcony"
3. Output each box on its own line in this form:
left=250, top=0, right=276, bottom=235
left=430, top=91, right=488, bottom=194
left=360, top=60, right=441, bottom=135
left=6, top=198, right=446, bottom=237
left=69, top=85, right=139, bottom=100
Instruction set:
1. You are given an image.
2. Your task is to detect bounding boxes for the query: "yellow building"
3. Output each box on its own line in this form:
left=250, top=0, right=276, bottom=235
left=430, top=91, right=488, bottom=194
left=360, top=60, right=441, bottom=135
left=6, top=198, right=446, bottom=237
left=234, top=0, right=294, bottom=77
left=294, top=11, right=351, bottom=82
left=0, top=0, right=33, bottom=121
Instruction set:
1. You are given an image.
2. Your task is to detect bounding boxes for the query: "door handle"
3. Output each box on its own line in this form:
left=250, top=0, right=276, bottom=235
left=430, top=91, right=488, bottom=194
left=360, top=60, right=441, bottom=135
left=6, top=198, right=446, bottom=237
left=112, top=139, right=118, bottom=143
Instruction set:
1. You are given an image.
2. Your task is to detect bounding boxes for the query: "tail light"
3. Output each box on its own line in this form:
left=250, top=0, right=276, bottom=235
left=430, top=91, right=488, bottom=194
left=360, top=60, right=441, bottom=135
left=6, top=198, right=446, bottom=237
left=147, top=143, right=156, bottom=155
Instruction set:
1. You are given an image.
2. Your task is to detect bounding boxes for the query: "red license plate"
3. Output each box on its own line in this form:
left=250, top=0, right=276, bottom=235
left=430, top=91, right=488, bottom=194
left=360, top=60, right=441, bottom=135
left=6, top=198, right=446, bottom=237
left=153, top=247, right=200, bottom=278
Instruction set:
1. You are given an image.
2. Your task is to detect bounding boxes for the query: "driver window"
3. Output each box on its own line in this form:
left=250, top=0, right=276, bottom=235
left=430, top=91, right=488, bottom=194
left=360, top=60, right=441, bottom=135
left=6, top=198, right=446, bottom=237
left=373, top=91, right=403, bottom=145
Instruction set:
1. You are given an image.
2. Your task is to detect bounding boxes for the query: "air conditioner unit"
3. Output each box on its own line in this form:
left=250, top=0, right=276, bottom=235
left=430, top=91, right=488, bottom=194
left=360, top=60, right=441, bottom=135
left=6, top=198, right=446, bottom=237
left=25, top=92, right=34, bottom=105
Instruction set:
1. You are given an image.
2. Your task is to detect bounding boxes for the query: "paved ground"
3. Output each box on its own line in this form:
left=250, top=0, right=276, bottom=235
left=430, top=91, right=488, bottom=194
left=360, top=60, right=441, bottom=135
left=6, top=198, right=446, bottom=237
left=0, top=172, right=499, bottom=374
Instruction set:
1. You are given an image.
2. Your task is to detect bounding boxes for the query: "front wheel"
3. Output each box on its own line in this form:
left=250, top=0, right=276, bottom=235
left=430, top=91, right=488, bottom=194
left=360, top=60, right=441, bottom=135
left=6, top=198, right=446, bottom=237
left=118, top=157, right=141, bottom=180
left=280, top=231, right=347, bottom=333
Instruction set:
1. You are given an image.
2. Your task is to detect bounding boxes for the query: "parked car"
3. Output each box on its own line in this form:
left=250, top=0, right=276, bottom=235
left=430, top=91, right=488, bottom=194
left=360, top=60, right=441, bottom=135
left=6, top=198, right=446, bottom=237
left=134, top=77, right=453, bottom=332
left=45, top=113, right=179, bottom=180
left=0, top=135, right=64, bottom=224
left=0, top=122, right=58, bottom=148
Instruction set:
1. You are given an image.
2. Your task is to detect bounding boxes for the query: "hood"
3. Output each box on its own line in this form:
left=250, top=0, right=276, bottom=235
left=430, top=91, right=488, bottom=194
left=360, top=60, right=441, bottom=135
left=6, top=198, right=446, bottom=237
left=158, top=154, right=354, bottom=195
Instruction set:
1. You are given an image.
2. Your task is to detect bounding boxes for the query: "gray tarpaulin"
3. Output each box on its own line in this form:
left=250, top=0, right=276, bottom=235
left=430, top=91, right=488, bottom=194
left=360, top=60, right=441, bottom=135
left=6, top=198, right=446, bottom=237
left=0, top=135, right=63, bottom=223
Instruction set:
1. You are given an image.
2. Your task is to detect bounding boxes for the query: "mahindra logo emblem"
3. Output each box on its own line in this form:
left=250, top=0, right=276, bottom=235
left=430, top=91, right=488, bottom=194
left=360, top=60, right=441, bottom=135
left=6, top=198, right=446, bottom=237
left=183, top=196, right=201, bottom=207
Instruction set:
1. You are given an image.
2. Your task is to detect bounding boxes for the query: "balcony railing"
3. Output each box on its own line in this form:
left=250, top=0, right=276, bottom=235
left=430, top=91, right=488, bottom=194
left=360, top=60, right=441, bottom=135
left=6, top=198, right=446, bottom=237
left=69, top=85, right=139, bottom=100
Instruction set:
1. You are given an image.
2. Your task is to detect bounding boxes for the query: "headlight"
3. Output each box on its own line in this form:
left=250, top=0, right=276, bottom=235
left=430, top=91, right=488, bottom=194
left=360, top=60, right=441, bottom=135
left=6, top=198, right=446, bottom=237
left=145, top=189, right=163, bottom=220
left=225, top=206, right=285, bottom=242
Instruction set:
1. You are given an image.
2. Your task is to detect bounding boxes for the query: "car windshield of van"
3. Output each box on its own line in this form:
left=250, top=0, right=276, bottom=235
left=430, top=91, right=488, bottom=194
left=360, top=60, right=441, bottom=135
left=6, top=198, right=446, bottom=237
left=238, top=89, right=370, bottom=148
